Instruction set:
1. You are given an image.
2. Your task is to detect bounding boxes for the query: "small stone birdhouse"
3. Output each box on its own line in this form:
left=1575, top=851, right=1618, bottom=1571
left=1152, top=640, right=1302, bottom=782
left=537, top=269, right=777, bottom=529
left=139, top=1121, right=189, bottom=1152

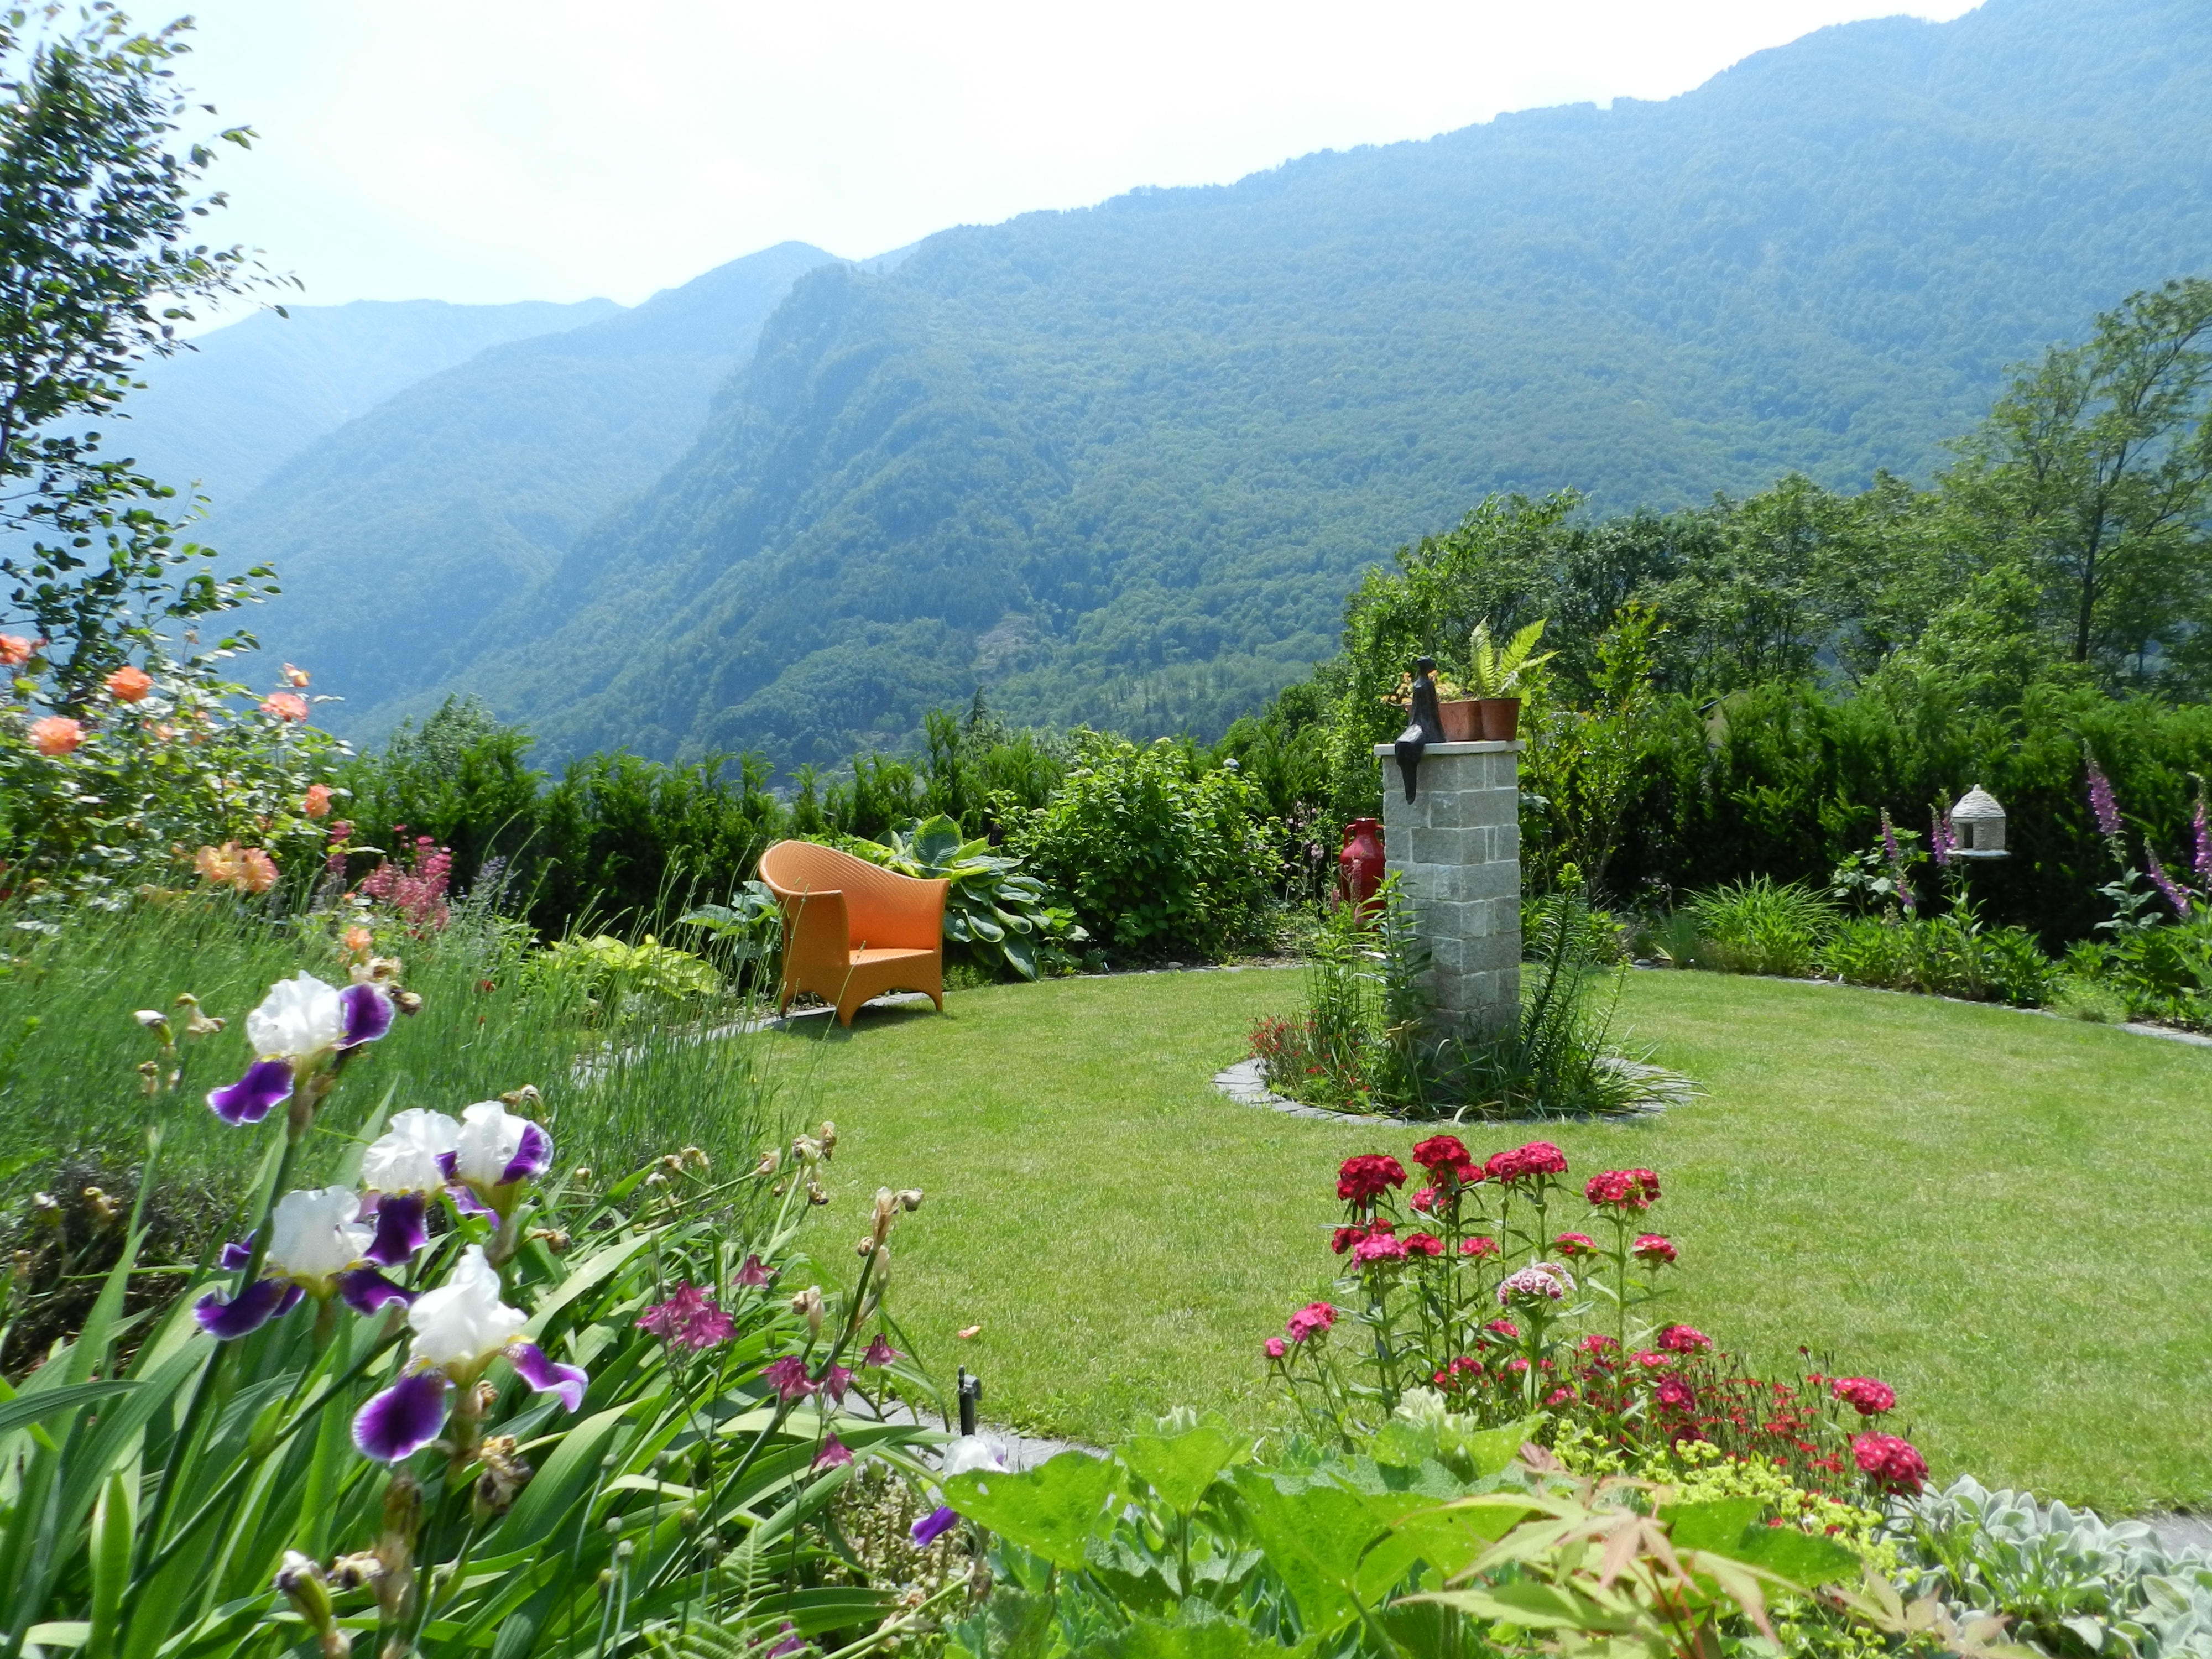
left=1949, top=784, right=2008, bottom=857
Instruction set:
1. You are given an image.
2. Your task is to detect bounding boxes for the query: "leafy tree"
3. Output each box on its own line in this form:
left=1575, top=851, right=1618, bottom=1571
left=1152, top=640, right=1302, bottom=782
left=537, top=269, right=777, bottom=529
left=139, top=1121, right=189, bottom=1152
left=0, top=4, right=283, bottom=703
left=1944, top=279, right=2212, bottom=690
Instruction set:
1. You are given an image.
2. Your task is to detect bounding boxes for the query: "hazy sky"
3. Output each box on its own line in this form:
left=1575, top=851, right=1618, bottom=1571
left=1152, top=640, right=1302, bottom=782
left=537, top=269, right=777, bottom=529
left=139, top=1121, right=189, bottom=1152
left=168, top=0, right=1983, bottom=315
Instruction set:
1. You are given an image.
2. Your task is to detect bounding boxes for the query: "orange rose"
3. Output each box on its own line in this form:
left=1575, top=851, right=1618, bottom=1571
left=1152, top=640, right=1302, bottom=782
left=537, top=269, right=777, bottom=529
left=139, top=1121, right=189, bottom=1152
left=343, top=925, right=374, bottom=955
left=195, top=842, right=243, bottom=885
left=0, top=634, right=35, bottom=668
left=30, top=716, right=83, bottom=755
left=105, top=665, right=152, bottom=702
left=237, top=848, right=279, bottom=893
left=260, top=691, right=310, bottom=722
left=303, top=782, right=332, bottom=818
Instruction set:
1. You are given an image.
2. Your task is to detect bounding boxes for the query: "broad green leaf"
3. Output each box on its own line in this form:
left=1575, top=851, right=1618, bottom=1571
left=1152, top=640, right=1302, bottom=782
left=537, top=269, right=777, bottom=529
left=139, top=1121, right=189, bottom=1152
left=1117, top=1417, right=1243, bottom=1514
left=1712, top=1526, right=1863, bottom=1587
left=0, top=1379, right=136, bottom=1439
left=1080, top=1608, right=1317, bottom=1659
left=1227, top=1468, right=1400, bottom=1635
left=945, top=1450, right=1119, bottom=1571
left=1661, top=1498, right=1766, bottom=1553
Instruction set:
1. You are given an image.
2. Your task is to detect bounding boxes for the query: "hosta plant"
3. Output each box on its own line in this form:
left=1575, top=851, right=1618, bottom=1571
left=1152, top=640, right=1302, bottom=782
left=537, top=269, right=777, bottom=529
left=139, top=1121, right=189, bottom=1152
left=0, top=964, right=949, bottom=1659
left=840, top=816, right=1084, bottom=981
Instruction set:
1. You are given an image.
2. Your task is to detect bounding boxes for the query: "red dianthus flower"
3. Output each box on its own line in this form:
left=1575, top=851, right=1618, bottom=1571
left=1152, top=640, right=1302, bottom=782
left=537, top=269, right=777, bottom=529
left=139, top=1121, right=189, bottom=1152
left=1832, top=1376, right=1896, bottom=1416
left=1632, top=1234, right=1678, bottom=1265
left=1404, top=1233, right=1444, bottom=1257
left=1460, top=1235, right=1500, bottom=1258
left=1552, top=1232, right=1599, bottom=1258
left=1585, top=1168, right=1661, bottom=1211
left=1657, top=1323, right=1713, bottom=1353
left=1851, top=1432, right=1928, bottom=1494
left=1411, top=1134, right=1480, bottom=1182
left=1486, top=1141, right=1568, bottom=1183
left=1337, top=1154, right=1407, bottom=1207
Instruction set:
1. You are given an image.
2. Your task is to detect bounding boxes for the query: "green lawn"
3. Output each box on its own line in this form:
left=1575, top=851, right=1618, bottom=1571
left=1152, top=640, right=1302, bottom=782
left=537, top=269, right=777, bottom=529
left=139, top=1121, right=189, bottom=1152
left=775, top=967, right=2212, bottom=1513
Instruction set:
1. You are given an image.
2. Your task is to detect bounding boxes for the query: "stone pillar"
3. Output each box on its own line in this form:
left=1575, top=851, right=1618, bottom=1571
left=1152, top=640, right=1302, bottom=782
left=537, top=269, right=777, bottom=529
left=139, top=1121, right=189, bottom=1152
left=1372, top=740, right=1522, bottom=1037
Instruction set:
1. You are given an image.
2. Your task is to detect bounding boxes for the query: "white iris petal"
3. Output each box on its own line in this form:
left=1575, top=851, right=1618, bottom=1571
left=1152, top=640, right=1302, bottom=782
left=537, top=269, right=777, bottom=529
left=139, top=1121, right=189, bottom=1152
left=246, top=972, right=347, bottom=1060
left=363, top=1108, right=462, bottom=1193
left=406, top=1245, right=527, bottom=1368
left=267, top=1186, right=374, bottom=1289
left=453, top=1100, right=528, bottom=1187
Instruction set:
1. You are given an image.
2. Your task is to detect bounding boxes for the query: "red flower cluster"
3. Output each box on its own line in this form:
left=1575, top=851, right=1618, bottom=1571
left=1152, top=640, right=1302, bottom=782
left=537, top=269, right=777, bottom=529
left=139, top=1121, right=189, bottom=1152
left=1552, top=1232, right=1599, bottom=1258
left=1657, top=1323, right=1713, bottom=1353
left=1337, top=1154, right=1407, bottom=1207
left=1459, top=1235, right=1500, bottom=1258
left=1404, top=1233, right=1444, bottom=1258
left=1632, top=1234, right=1678, bottom=1265
left=1409, top=1186, right=1437, bottom=1213
left=1485, top=1141, right=1569, bottom=1183
left=1411, top=1134, right=1480, bottom=1183
left=1286, top=1301, right=1337, bottom=1343
left=1354, top=1232, right=1409, bottom=1263
left=1852, top=1432, right=1929, bottom=1494
left=1831, top=1376, right=1896, bottom=1416
left=1585, top=1168, right=1661, bottom=1211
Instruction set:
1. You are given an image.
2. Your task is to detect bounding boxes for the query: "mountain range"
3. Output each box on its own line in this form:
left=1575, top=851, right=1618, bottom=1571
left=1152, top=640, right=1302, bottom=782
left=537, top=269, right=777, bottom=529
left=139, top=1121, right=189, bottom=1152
left=137, top=0, right=2212, bottom=768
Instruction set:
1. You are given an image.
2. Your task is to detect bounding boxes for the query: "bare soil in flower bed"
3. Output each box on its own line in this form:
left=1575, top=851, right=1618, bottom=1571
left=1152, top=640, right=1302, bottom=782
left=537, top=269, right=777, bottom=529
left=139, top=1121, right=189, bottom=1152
left=778, top=964, right=2212, bottom=1515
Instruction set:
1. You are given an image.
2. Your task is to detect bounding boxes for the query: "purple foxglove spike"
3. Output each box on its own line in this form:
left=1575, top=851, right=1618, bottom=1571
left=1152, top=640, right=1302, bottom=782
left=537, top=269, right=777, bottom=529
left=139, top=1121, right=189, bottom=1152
left=366, top=1191, right=429, bottom=1267
left=507, top=1341, right=588, bottom=1412
left=498, top=1120, right=552, bottom=1187
left=445, top=1182, right=493, bottom=1218
left=194, top=1276, right=302, bottom=1340
left=337, top=982, right=395, bottom=1049
left=338, top=1266, right=418, bottom=1316
left=219, top=1236, right=257, bottom=1272
left=911, top=1505, right=958, bottom=1547
left=207, top=1058, right=294, bottom=1125
left=353, top=1369, right=450, bottom=1463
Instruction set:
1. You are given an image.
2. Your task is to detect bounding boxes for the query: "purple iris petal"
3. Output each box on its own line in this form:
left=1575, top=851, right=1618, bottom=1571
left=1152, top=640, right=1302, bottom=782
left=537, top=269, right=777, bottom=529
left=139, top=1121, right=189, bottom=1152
left=338, top=1266, right=418, bottom=1316
left=911, top=1505, right=958, bottom=1547
left=366, top=1191, right=429, bottom=1267
left=352, top=1369, right=450, bottom=1463
left=435, top=1149, right=458, bottom=1180
left=507, top=1341, right=588, bottom=1412
left=499, top=1121, right=552, bottom=1187
left=207, top=1058, right=294, bottom=1125
left=219, top=1236, right=256, bottom=1272
left=337, top=982, right=394, bottom=1048
left=194, top=1276, right=302, bottom=1340
left=446, top=1182, right=492, bottom=1218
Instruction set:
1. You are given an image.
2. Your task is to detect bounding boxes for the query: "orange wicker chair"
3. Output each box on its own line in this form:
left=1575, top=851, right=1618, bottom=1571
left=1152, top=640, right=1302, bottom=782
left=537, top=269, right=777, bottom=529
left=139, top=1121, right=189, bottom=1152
left=758, top=840, right=948, bottom=1026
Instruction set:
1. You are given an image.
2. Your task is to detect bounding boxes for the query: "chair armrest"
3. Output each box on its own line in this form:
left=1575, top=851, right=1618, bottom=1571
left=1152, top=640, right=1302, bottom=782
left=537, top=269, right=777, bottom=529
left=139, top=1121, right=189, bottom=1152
left=779, top=887, right=853, bottom=977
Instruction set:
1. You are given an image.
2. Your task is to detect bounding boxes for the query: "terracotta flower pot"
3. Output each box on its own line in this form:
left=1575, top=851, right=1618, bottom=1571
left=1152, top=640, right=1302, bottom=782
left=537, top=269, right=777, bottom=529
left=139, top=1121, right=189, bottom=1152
left=1437, top=698, right=1480, bottom=743
left=1477, top=697, right=1521, bottom=741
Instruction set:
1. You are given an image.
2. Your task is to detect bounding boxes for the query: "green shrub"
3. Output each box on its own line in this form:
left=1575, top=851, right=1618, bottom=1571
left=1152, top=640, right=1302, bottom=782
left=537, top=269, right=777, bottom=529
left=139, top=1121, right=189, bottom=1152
left=1682, top=877, right=1838, bottom=978
left=1007, top=734, right=1277, bottom=959
left=841, top=815, right=1084, bottom=980
left=1820, top=916, right=1913, bottom=990
left=1817, top=911, right=2059, bottom=1007
left=523, top=932, right=723, bottom=1024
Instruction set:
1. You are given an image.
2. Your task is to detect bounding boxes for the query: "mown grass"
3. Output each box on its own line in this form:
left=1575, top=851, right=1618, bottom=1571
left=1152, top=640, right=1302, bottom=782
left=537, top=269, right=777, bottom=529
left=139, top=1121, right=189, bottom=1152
left=778, top=967, right=2212, bottom=1513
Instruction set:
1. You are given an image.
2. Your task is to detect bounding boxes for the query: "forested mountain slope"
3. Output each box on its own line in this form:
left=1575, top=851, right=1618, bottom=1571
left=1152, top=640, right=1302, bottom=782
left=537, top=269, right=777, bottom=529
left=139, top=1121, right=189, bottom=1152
left=345, top=0, right=2212, bottom=763
left=120, top=296, right=618, bottom=505
left=194, top=242, right=837, bottom=714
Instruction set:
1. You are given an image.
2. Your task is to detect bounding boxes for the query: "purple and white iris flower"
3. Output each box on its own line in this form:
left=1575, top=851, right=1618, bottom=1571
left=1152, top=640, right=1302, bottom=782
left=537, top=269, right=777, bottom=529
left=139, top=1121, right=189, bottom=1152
left=439, top=1100, right=552, bottom=1220
left=352, top=1245, right=587, bottom=1463
left=207, top=972, right=394, bottom=1125
left=360, top=1108, right=461, bottom=1264
left=194, top=1187, right=415, bottom=1338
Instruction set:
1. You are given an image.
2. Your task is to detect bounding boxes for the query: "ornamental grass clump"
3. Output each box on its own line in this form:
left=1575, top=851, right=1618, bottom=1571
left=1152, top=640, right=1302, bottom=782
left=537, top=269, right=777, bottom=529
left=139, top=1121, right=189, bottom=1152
left=0, top=960, right=960, bottom=1659
left=1266, top=1137, right=1927, bottom=1510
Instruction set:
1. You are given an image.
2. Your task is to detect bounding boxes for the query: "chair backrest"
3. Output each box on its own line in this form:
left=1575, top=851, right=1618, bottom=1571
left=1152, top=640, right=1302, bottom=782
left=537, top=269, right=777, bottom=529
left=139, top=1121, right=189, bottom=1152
left=758, top=841, right=946, bottom=951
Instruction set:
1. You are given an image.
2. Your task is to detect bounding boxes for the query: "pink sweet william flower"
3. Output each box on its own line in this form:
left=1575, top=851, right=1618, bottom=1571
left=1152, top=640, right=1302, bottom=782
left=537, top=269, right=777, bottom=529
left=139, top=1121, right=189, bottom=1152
left=1632, top=1234, right=1678, bottom=1265
left=1585, top=1168, right=1660, bottom=1211
left=1264, top=1337, right=1287, bottom=1359
left=1657, top=1323, right=1712, bottom=1353
left=1403, top=1233, right=1444, bottom=1258
left=1408, top=1186, right=1438, bottom=1214
left=1484, top=1318, right=1520, bottom=1340
left=1498, top=1265, right=1572, bottom=1306
left=1460, top=1235, right=1500, bottom=1258
left=1285, top=1301, right=1337, bottom=1343
left=1552, top=1232, right=1599, bottom=1259
left=763, top=1356, right=816, bottom=1400
left=1632, top=1349, right=1671, bottom=1370
left=1832, top=1376, right=1896, bottom=1416
left=637, top=1284, right=735, bottom=1351
left=1486, top=1141, right=1568, bottom=1183
left=1656, top=1377, right=1694, bottom=1410
left=1853, top=1432, right=1928, bottom=1494
left=1354, top=1232, right=1409, bottom=1264
left=1410, top=1134, right=1479, bottom=1183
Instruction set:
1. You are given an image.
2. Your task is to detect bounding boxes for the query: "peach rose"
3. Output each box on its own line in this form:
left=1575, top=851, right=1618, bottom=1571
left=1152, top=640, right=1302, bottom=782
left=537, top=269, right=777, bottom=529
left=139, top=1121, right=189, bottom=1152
left=196, top=842, right=243, bottom=885
left=106, top=665, right=152, bottom=702
left=260, top=691, right=310, bottom=722
left=303, top=782, right=332, bottom=818
left=281, top=663, right=310, bottom=687
left=0, top=634, right=34, bottom=668
left=30, top=716, right=83, bottom=756
left=237, top=848, right=279, bottom=893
